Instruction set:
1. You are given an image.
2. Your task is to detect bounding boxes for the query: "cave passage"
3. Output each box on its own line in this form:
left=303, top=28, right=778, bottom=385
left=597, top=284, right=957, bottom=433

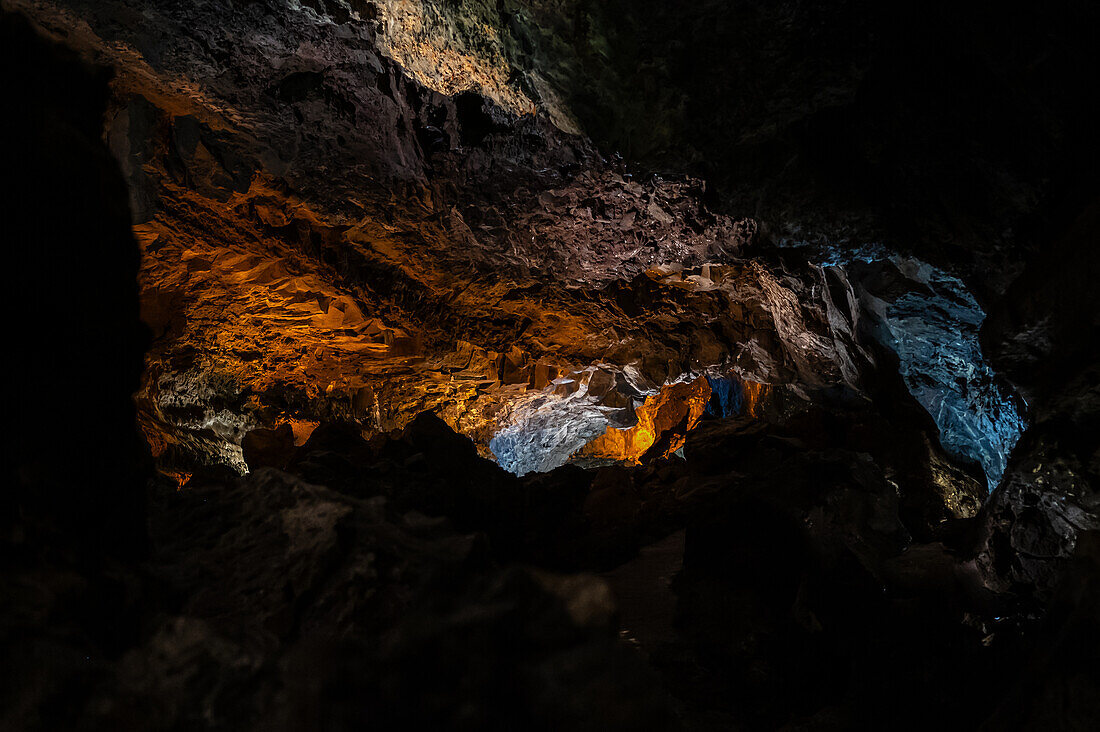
left=489, top=243, right=1024, bottom=491
left=6, top=1, right=1099, bottom=730
left=490, top=367, right=767, bottom=477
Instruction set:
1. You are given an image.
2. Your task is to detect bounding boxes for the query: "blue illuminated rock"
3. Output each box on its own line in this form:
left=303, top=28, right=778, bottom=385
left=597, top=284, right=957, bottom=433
left=811, top=244, right=1027, bottom=491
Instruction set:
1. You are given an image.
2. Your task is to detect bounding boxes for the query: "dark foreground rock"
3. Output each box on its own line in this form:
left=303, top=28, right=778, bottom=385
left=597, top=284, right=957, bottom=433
left=976, top=194, right=1100, bottom=607
left=2, top=9, right=148, bottom=559
left=103, top=465, right=675, bottom=730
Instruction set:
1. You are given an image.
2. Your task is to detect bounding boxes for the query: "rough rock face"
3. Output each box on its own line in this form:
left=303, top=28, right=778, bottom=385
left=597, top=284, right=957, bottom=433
left=51, top=0, right=750, bottom=472
left=976, top=198, right=1100, bottom=603
left=355, top=1, right=1100, bottom=296
left=4, top=0, right=1100, bottom=729
left=9, top=0, right=905, bottom=482
left=799, top=245, right=1028, bottom=491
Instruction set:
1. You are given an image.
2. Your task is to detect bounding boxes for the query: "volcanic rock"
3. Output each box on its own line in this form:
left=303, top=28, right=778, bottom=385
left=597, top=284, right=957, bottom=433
left=5, top=0, right=1100, bottom=729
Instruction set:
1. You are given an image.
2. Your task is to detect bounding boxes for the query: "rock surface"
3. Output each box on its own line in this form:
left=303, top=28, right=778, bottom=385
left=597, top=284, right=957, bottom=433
left=976, top=197, right=1100, bottom=605
left=9, top=0, right=899, bottom=480
left=354, top=2, right=1100, bottom=296
left=4, top=0, right=1099, bottom=729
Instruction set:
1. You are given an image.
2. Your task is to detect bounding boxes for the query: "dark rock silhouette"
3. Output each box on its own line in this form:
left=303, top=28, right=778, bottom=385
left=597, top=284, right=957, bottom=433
left=3, top=10, right=148, bottom=558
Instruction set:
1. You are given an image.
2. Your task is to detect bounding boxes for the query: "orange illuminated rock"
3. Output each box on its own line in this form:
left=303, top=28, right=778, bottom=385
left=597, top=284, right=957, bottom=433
left=575, top=377, right=712, bottom=464
left=11, top=0, right=876, bottom=477
left=741, top=378, right=769, bottom=419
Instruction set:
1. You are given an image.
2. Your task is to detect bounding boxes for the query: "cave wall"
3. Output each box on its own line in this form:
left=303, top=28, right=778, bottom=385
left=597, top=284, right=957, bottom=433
left=2, top=0, right=1099, bottom=728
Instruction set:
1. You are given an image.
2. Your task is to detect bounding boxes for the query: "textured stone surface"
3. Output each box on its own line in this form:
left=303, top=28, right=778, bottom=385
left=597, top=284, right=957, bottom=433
left=349, top=1, right=1100, bottom=297
left=8, top=0, right=911, bottom=482
left=4, top=0, right=1099, bottom=729
left=778, top=243, right=1028, bottom=491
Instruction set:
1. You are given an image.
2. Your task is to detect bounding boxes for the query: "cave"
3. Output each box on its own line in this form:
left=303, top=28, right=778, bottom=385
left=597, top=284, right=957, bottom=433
left=3, top=1, right=1098, bottom=729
